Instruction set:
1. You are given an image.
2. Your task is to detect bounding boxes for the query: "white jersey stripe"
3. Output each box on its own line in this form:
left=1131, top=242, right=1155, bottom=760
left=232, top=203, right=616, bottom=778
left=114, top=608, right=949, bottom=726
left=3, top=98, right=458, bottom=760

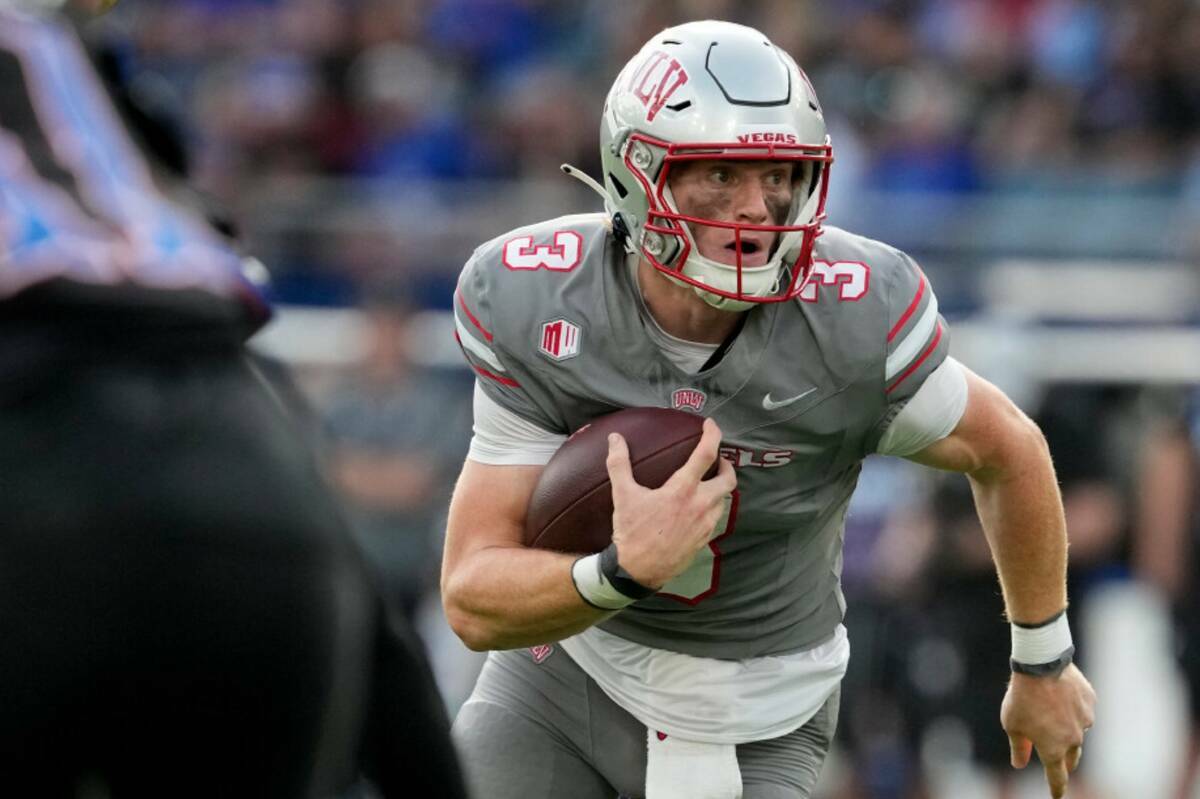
left=885, top=291, right=939, bottom=380
left=467, top=381, right=563, bottom=465
left=454, top=311, right=507, bottom=372
left=876, top=357, right=968, bottom=456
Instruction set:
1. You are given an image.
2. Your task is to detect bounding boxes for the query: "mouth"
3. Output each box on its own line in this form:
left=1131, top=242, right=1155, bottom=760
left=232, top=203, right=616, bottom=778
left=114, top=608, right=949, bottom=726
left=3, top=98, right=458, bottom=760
left=729, top=240, right=761, bottom=255
left=718, top=236, right=771, bottom=267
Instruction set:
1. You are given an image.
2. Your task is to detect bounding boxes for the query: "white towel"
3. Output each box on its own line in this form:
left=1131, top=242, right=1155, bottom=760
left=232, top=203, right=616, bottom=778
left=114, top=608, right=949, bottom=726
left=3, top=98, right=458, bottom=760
left=645, top=729, right=742, bottom=799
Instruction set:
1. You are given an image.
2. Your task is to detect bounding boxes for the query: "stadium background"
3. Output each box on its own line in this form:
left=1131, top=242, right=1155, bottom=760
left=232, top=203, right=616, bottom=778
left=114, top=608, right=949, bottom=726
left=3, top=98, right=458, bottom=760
left=80, top=0, right=1200, bottom=796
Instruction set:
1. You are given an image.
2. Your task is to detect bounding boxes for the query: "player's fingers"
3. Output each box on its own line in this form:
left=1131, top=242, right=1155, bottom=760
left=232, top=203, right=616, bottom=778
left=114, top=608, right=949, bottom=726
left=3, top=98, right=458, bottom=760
left=1008, top=734, right=1032, bottom=769
left=1067, top=745, right=1083, bottom=773
left=698, top=499, right=729, bottom=540
left=606, top=433, right=638, bottom=495
left=1042, top=755, right=1069, bottom=799
left=702, top=447, right=737, bottom=495
left=675, top=418, right=723, bottom=484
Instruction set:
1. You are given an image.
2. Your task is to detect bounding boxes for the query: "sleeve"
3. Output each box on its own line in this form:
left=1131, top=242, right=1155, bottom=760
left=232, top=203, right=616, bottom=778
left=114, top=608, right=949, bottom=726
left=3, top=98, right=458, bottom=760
left=453, top=251, right=566, bottom=433
left=876, top=356, right=968, bottom=456
left=865, top=251, right=953, bottom=450
left=467, top=381, right=567, bottom=465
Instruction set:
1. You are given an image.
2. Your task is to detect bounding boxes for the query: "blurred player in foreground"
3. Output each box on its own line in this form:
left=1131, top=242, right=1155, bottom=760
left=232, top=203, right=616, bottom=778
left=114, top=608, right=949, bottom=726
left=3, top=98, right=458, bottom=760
left=443, top=19, right=1095, bottom=799
left=0, top=2, right=466, bottom=796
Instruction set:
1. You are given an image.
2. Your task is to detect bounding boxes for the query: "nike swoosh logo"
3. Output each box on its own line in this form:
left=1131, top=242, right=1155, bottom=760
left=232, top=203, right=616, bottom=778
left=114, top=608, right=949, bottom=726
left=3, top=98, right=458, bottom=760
left=762, top=387, right=818, bottom=411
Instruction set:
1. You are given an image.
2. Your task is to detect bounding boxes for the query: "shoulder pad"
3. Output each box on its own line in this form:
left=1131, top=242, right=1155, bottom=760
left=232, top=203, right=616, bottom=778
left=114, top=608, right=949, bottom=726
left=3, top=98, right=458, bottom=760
left=804, top=226, right=949, bottom=400
left=453, top=213, right=614, bottom=431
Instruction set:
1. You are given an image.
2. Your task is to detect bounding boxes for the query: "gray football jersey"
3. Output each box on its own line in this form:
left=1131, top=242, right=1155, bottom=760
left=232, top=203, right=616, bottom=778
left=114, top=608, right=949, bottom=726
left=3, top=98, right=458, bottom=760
left=454, top=213, right=949, bottom=659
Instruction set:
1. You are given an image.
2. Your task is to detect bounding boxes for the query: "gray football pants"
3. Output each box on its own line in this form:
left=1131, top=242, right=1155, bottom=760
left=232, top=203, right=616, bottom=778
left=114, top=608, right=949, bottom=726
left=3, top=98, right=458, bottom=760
left=453, top=646, right=839, bottom=799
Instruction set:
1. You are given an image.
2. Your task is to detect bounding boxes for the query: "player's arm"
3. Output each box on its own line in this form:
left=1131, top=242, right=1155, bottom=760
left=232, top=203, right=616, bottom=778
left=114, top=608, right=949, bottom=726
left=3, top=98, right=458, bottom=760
left=904, top=366, right=1096, bottom=798
left=441, top=385, right=735, bottom=651
left=441, top=458, right=605, bottom=651
left=905, top=368, right=1067, bottom=624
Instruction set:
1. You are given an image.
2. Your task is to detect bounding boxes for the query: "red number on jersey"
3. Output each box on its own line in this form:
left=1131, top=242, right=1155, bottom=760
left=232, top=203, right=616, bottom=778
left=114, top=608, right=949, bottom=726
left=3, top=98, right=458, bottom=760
left=656, top=491, right=740, bottom=605
left=799, top=260, right=870, bottom=303
left=502, top=230, right=583, bottom=272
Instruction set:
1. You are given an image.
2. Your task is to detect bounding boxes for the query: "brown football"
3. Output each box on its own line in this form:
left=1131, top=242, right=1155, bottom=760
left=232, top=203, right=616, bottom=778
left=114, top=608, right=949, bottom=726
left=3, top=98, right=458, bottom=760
left=523, top=407, right=716, bottom=554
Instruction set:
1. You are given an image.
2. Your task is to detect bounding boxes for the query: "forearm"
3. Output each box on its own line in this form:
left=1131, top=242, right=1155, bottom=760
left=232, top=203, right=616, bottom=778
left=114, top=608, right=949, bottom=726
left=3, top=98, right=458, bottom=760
left=968, top=427, right=1069, bottom=624
left=442, top=544, right=611, bottom=651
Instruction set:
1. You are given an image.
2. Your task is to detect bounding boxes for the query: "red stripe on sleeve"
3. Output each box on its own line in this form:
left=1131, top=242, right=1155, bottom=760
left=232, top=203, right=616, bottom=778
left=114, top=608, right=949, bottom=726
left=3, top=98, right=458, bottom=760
left=456, top=288, right=493, bottom=343
left=471, top=364, right=521, bottom=388
left=454, top=331, right=521, bottom=387
left=887, top=272, right=926, bottom=343
left=885, top=322, right=942, bottom=394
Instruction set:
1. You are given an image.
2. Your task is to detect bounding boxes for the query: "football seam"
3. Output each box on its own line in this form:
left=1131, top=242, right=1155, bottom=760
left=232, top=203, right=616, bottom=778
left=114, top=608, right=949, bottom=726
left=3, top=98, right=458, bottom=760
left=529, top=436, right=703, bottom=548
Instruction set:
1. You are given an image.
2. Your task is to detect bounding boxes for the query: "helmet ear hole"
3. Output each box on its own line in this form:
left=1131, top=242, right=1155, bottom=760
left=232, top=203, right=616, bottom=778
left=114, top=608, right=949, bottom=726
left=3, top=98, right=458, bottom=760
left=608, top=173, right=629, bottom=199
left=612, top=213, right=634, bottom=251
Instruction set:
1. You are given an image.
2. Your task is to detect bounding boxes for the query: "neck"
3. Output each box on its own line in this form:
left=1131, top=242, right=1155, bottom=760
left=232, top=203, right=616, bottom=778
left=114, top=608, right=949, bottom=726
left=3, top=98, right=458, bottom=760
left=636, top=258, right=745, bottom=344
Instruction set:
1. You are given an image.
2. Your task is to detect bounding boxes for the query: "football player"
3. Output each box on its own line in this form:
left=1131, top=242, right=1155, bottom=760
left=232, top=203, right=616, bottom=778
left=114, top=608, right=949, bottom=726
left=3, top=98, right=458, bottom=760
left=444, top=19, right=1095, bottom=799
left=0, top=2, right=466, bottom=796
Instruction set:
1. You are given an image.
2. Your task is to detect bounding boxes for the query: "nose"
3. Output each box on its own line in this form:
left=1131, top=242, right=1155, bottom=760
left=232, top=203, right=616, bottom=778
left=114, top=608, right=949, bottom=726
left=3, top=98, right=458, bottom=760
left=732, top=180, right=771, bottom=225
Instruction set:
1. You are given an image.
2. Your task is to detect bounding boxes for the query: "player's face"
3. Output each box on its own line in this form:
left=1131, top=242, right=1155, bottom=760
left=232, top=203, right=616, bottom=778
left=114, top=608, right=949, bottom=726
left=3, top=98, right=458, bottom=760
left=667, top=160, right=795, bottom=268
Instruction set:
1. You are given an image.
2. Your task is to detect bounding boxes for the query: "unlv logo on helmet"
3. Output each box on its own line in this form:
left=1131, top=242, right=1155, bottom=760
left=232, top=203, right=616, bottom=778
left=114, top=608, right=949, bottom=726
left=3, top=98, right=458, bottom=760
left=627, top=51, right=689, bottom=123
left=671, top=388, right=707, bottom=413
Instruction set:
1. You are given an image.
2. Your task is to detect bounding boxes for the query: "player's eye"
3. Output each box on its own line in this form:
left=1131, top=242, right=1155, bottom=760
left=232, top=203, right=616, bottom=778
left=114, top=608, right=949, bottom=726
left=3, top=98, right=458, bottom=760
left=764, top=170, right=788, bottom=186
left=709, top=168, right=731, bottom=185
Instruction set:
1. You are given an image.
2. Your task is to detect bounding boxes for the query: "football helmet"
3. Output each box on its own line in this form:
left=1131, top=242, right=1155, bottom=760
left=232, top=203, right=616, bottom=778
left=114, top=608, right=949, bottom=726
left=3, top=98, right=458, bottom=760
left=595, top=20, right=832, bottom=312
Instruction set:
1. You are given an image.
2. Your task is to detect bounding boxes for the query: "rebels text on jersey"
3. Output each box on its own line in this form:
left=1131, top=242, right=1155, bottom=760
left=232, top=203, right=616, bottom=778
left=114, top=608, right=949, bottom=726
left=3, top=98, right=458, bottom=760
left=454, top=213, right=948, bottom=659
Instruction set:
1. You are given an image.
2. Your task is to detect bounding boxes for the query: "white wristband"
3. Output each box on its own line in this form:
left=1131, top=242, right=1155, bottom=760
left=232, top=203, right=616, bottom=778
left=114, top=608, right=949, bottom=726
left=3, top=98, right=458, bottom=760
left=571, top=552, right=635, bottom=611
left=1011, top=611, right=1073, bottom=666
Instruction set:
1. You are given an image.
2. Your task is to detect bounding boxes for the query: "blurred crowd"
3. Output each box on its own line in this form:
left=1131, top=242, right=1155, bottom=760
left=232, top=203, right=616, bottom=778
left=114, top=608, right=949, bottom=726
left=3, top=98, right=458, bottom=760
left=100, top=0, right=1200, bottom=190
left=87, top=0, right=1200, bottom=303
left=78, top=1, right=1200, bottom=797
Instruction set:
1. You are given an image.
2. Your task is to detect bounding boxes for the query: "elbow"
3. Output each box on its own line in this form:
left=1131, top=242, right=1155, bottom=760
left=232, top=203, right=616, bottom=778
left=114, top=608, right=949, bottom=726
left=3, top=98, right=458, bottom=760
left=1015, top=410, right=1051, bottom=460
left=441, top=578, right=496, bottom=652
left=970, top=406, right=1050, bottom=483
left=445, top=610, right=494, bottom=653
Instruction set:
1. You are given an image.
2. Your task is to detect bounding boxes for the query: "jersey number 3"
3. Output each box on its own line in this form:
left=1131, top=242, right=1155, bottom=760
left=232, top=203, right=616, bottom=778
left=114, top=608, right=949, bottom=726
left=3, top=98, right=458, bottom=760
left=657, top=492, right=739, bottom=605
left=502, top=230, right=583, bottom=271
left=799, top=260, right=870, bottom=302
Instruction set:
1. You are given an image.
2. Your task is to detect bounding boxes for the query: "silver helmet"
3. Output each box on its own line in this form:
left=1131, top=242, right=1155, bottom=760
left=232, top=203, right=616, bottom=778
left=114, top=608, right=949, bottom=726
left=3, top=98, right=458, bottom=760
left=598, top=20, right=832, bottom=311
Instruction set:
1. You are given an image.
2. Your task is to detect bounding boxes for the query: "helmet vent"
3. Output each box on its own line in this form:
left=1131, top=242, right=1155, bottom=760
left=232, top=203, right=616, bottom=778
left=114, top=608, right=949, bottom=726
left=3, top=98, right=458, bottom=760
left=661, top=39, right=682, bottom=45
left=705, top=41, right=791, bottom=107
left=665, top=100, right=691, bottom=112
left=607, top=173, right=628, bottom=199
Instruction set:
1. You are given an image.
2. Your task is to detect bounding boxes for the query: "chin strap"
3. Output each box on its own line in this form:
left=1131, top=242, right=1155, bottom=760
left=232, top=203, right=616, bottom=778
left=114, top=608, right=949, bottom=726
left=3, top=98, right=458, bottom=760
left=561, top=163, right=613, bottom=208
left=561, top=163, right=637, bottom=255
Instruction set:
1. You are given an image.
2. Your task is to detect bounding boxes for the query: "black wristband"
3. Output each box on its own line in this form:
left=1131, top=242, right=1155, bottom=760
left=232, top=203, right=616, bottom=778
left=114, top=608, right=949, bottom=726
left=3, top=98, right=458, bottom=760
left=599, top=542, right=658, bottom=601
left=1010, top=645, right=1075, bottom=678
left=1011, top=608, right=1067, bottom=629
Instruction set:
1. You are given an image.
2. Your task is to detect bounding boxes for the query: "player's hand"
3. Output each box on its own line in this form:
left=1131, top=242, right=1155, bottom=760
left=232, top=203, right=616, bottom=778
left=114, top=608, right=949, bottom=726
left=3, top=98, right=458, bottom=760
left=1001, top=663, right=1096, bottom=798
left=606, top=417, right=737, bottom=589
